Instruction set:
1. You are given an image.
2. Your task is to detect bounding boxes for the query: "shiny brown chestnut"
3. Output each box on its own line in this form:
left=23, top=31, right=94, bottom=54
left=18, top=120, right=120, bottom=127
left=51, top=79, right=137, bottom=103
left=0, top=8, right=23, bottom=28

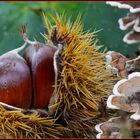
left=24, top=40, right=57, bottom=109
left=0, top=43, right=32, bottom=108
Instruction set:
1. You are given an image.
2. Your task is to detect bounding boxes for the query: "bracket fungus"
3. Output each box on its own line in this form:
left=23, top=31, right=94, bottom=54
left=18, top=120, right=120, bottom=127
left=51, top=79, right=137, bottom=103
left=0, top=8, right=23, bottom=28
left=106, top=2, right=140, bottom=44
left=118, top=12, right=140, bottom=44
left=123, top=31, right=140, bottom=44
left=106, top=2, right=140, bottom=13
left=105, top=51, right=128, bottom=78
left=95, top=117, right=122, bottom=139
left=107, top=72, right=140, bottom=120
left=118, top=13, right=140, bottom=31
left=126, top=55, right=140, bottom=72
left=95, top=116, right=140, bottom=138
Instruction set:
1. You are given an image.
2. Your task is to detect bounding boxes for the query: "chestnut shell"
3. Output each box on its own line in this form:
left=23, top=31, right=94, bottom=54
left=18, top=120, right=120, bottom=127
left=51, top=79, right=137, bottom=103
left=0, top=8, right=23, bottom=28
left=25, top=43, right=57, bottom=109
left=0, top=55, right=32, bottom=108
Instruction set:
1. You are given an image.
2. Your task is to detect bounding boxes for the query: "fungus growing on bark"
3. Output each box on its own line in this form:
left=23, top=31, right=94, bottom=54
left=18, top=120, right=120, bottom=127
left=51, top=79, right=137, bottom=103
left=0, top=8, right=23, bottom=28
left=105, top=51, right=128, bottom=78
left=106, top=2, right=140, bottom=13
left=126, top=55, right=140, bottom=72
left=107, top=72, right=140, bottom=120
left=95, top=117, right=122, bottom=139
left=106, top=2, right=140, bottom=44
left=95, top=116, right=140, bottom=138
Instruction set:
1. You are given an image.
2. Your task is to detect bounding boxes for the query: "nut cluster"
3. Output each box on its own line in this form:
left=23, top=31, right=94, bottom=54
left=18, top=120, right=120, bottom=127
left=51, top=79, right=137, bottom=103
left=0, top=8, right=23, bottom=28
left=0, top=27, right=57, bottom=109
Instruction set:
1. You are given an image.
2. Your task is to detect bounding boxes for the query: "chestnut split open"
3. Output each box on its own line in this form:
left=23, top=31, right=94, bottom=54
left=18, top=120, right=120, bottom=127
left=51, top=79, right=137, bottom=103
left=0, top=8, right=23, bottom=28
left=0, top=27, right=59, bottom=109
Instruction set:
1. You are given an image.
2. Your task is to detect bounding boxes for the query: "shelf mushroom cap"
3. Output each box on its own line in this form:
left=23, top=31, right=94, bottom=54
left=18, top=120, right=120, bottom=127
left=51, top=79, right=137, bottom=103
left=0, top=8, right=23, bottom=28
left=106, top=2, right=131, bottom=10
left=125, top=55, right=140, bottom=72
left=107, top=72, right=140, bottom=120
left=105, top=51, right=128, bottom=78
left=118, top=13, right=140, bottom=32
left=106, top=2, right=140, bottom=45
left=123, top=31, right=140, bottom=44
left=118, top=17, right=136, bottom=31
left=106, top=2, right=140, bottom=13
left=95, top=116, right=140, bottom=138
left=95, top=117, right=122, bottom=139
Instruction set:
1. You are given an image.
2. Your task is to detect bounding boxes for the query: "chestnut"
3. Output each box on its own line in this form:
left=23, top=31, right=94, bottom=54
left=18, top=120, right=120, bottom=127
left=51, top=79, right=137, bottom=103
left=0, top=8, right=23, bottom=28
left=0, top=43, right=32, bottom=108
left=24, top=41, right=57, bottom=109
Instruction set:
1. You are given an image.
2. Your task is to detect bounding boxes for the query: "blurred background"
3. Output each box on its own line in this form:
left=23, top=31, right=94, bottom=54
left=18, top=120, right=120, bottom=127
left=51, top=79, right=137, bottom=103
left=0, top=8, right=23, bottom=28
left=0, top=2, right=138, bottom=55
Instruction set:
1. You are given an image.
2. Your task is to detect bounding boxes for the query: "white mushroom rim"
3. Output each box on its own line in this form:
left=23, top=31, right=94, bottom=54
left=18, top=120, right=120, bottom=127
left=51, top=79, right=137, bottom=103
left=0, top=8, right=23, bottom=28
left=106, top=2, right=131, bottom=10
left=105, top=51, right=113, bottom=62
left=106, top=1, right=140, bottom=13
left=105, top=51, right=124, bottom=77
left=105, top=51, right=117, bottom=75
left=95, top=123, right=104, bottom=139
left=118, top=18, right=140, bottom=32
left=134, top=19, right=140, bottom=32
left=118, top=18, right=136, bottom=31
left=123, top=31, right=140, bottom=44
left=95, top=117, right=122, bottom=139
left=107, top=72, right=140, bottom=121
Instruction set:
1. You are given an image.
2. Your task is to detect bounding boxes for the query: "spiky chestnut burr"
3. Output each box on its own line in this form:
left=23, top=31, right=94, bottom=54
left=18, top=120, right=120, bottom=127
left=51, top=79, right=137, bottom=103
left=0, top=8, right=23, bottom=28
left=0, top=42, right=32, bottom=108
left=0, top=14, right=118, bottom=138
left=43, top=14, right=116, bottom=137
left=0, top=102, right=67, bottom=138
